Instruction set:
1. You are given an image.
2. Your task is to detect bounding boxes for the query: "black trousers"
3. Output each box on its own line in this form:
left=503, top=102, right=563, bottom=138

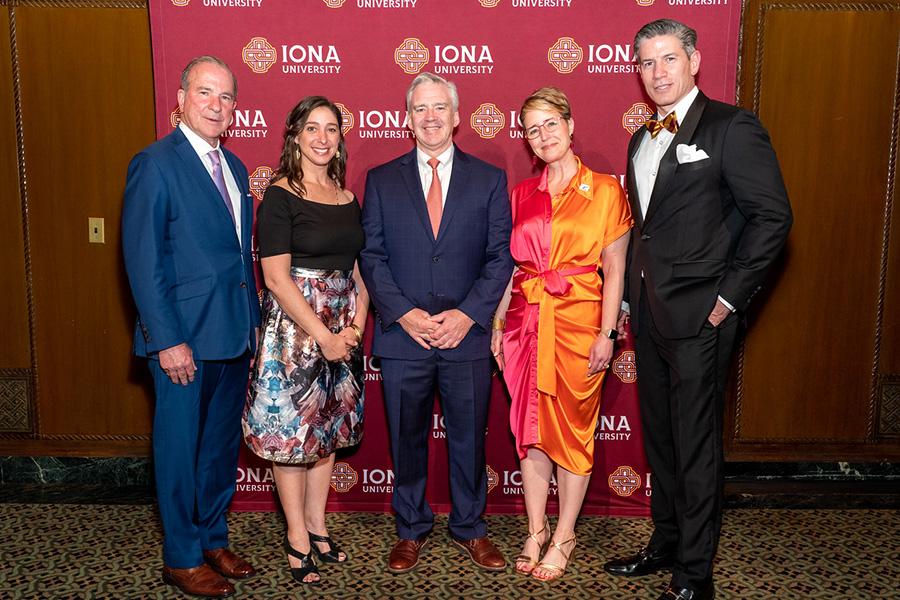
left=634, top=285, right=739, bottom=589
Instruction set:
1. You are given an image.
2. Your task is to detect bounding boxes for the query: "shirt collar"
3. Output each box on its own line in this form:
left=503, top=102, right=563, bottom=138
left=417, top=145, right=454, bottom=169
left=179, top=122, right=220, bottom=158
left=657, top=86, right=699, bottom=122
left=537, top=155, right=594, bottom=200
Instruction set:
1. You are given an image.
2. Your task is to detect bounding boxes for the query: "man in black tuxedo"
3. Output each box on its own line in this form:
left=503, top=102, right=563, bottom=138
left=603, top=19, right=792, bottom=600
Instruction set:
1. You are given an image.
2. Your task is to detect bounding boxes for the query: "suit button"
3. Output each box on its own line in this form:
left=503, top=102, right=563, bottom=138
left=240, top=282, right=247, bottom=288
left=432, top=256, right=440, bottom=263
left=641, top=234, right=651, bottom=240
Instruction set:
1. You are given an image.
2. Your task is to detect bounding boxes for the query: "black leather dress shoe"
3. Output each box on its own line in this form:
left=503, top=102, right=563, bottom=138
left=603, top=546, right=674, bottom=576
left=657, top=581, right=715, bottom=600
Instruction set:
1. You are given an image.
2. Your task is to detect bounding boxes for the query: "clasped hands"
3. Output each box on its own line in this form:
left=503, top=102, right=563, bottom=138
left=399, top=308, right=474, bottom=350
left=318, top=327, right=360, bottom=362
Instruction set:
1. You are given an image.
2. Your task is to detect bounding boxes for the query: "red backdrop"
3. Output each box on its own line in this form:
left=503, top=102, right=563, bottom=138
left=148, top=0, right=741, bottom=517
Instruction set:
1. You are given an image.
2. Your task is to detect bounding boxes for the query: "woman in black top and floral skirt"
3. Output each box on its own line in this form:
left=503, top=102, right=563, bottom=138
left=243, top=96, right=368, bottom=585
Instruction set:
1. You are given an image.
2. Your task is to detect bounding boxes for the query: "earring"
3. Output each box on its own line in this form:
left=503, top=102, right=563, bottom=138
left=294, top=148, right=301, bottom=161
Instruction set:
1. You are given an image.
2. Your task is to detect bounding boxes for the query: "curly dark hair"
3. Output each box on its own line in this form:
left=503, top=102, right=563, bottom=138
left=271, top=96, right=347, bottom=197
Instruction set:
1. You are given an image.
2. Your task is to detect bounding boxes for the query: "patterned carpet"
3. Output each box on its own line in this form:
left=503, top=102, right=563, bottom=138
left=0, top=505, right=897, bottom=599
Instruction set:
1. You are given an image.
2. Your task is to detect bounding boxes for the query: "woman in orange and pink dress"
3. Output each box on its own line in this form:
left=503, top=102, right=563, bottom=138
left=491, top=87, right=632, bottom=582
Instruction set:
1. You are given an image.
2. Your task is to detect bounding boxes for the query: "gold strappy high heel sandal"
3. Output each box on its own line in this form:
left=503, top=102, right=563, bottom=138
left=514, top=515, right=550, bottom=575
left=532, top=534, right=576, bottom=582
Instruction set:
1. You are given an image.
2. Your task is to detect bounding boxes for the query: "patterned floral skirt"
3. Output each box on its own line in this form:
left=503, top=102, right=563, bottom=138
left=243, top=267, right=364, bottom=464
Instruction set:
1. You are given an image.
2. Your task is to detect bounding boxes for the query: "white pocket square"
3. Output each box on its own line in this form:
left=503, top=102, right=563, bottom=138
left=676, top=144, right=710, bottom=164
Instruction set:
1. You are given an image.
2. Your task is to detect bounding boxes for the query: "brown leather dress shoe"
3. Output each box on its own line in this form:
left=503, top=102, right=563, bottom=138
left=203, top=548, right=257, bottom=579
left=387, top=537, right=429, bottom=574
left=162, top=564, right=235, bottom=598
left=452, top=536, right=507, bottom=571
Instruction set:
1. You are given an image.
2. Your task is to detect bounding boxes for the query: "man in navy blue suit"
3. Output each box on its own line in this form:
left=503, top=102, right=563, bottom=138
left=122, top=56, right=261, bottom=598
left=360, top=72, right=513, bottom=574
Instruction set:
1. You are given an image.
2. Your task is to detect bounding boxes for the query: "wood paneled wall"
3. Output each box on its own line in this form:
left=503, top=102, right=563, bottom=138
left=0, top=0, right=155, bottom=455
left=729, top=0, right=900, bottom=459
left=0, top=0, right=897, bottom=461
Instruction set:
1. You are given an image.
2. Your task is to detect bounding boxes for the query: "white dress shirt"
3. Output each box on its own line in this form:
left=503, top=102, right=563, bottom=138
left=633, top=86, right=700, bottom=218
left=179, top=122, right=242, bottom=246
left=416, top=145, right=454, bottom=208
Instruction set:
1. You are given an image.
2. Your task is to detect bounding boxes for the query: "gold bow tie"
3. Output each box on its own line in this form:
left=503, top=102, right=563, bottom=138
left=646, top=112, right=678, bottom=138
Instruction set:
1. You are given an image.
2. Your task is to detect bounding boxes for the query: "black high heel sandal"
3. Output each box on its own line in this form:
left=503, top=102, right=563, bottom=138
left=283, top=534, right=320, bottom=585
left=309, top=531, right=348, bottom=564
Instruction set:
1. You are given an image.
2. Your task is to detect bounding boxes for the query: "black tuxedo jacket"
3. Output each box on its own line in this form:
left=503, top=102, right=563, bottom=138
left=625, top=92, right=792, bottom=339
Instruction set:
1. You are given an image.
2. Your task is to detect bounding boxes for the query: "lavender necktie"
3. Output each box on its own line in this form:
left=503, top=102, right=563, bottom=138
left=208, top=149, right=235, bottom=224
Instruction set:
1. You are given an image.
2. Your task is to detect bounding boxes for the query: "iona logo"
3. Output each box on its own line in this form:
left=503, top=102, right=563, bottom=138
left=470, top=103, right=505, bottom=139
left=330, top=462, right=358, bottom=493
left=608, top=465, right=642, bottom=497
left=242, top=37, right=277, bottom=74
left=249, top=166, right=274, bottom=202
left=622, top=103, right=653, bottom=134
left=613, top=350, right=637, bottom=383
left=547, top=37, right=583, bottom=74
left=394, top=38, right=429, bottom=75
left=334, top=102, right=354, bottom=136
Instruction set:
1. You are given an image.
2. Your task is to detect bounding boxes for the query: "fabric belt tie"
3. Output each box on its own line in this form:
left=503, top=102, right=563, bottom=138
left=519, top=264, right=598, bottom=398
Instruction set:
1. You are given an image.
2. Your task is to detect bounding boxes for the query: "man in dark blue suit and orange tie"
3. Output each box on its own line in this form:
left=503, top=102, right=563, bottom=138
left=122, top=56, right=261, bottom=598
left=360, top=72, right=513, bottom=574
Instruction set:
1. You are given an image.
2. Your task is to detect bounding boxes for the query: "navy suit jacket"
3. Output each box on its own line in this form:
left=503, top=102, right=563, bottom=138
left=122, top=127, right=260, bottom=361
left=624, top=92, right=792, bottom=339
left=360, top=146, right=513, bottom=361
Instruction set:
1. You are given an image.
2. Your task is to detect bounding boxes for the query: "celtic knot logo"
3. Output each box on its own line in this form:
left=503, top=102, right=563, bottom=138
left=622, top=103, right=653, bottom=134
left=249, top=166, right=274, bottom=202
left=479, top=0, right=502, bottom=6
left=608, top=466, right=641, bottom=497
left=613, top=350, right=637, bottom=384
left=470, top=103, right=505, bottom=139
left=335, top=102, right=354, bottom=136
left=323, top=0, right=346, bottom=6
left=486, top=464, right=499, bottom=493
left=242, top=37, right=277, bottom=74
left=170, top=108, right=182, bottom=129
left=394, top=38, right=429, bottom=75
left=330, top=462, right=358, bottom=493
left=171, top=0, right=190, bottom=6
left=547, top=37, right=583, bottom=74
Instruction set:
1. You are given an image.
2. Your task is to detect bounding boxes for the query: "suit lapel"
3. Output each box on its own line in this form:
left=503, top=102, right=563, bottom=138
left=397, top=148, right=435, bottom=240
left=437, top=145, right=469, bottom=242
left=173, top=131, right=239, bottom=236
left=222, top=148, right=252, bottom=249
left=643, top=92, right=709, bottom=227
left=626, top=129, right=644, bottom=229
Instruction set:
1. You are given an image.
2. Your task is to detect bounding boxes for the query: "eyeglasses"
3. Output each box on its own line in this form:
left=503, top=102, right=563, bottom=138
left=524, top=117, right=562, bottom=140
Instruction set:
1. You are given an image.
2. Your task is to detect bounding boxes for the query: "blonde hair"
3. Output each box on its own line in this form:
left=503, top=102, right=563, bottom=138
left=518, top=86, right=571, bottom=126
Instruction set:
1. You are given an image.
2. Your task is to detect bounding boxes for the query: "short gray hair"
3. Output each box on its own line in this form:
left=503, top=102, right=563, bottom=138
left=180, top=55, right=238, bottom=98
left=405, top=72, right=459, bottom=112
left=633, top=19, right=697, bottom=58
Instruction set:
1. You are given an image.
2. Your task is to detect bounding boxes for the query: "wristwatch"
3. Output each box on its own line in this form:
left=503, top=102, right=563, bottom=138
left=601, top=328, right=618, bottom=341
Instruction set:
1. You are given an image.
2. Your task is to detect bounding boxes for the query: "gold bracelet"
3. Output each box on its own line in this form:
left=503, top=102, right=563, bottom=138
left=492, top=317, right=506, bottom=331
left=349, top=324, right=363, bottom=343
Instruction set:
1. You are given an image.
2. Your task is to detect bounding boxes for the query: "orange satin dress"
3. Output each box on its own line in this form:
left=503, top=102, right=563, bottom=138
left=502, top=158, right=632, bottom=476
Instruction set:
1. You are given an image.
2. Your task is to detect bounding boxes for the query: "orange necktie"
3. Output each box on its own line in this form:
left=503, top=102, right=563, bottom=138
left=646, top=111, right=679, bottom=139
left=426, top=157, right=442, bottom=237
